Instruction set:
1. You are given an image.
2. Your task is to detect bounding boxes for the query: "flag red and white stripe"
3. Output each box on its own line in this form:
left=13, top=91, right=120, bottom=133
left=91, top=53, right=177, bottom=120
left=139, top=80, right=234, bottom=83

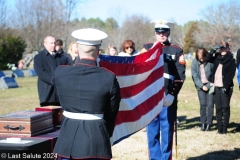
left=99, top=42, right=164, bottom=145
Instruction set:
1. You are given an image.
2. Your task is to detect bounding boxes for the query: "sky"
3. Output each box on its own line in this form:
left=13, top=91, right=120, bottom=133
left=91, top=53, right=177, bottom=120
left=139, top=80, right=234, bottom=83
left=76, top=0, right=230, bottom=25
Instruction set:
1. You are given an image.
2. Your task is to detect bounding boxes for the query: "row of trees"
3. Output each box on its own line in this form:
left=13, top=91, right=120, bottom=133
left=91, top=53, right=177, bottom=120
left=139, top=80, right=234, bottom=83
left=0, top=0, right=240, bottom=69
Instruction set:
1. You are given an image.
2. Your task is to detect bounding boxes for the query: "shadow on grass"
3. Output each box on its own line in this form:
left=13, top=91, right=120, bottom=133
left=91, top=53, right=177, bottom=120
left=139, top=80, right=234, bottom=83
left=177, top=116, right=240, bottom=133
left=186, top=148, right=240, bottom=160
left=229, top=122, right=240, bottom=133
left=177, top=116, right=200, bottom=130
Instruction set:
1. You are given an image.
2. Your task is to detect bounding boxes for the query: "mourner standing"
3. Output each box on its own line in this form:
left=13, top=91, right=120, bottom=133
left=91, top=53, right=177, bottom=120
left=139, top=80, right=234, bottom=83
left=146, top=20, right=186, bottom=160
left=53, top=28, right=121, bottom=160
left=34, top=36, right=72, bottom=106
left=206, top=42, right=236, bottom=134
left=55, top=39, right=73, bottom=65
left=191, top=47, right=214, bottom=131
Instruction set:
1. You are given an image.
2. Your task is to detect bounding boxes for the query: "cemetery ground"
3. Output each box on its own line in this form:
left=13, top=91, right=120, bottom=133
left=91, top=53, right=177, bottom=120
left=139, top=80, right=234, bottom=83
left=0, top=70, right=240, bottom=160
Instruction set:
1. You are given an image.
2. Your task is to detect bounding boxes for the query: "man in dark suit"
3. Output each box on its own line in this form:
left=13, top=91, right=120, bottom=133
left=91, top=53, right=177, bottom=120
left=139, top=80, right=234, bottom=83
left=34, top=36, right=72, bottom=106
left=53, top=28, right=121, bottom=160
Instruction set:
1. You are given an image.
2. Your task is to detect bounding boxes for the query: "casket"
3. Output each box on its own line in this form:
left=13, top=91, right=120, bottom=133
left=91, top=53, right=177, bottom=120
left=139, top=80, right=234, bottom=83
left=0, top=111, right=54, bottom=137
left=35, top=106, right=63, bottom=126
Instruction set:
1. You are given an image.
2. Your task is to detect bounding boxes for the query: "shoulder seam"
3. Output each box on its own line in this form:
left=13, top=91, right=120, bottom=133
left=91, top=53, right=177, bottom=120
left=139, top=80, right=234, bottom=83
left=171, top=44, right=182, bottom=49
left=101, top=67, right=115, bottom=75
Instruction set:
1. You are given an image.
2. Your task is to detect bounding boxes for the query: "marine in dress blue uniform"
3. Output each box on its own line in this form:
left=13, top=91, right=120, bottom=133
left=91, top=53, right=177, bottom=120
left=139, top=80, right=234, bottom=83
left=53, top=28, right=121, bottom=160
left=146, top=20, right=186, bottom=160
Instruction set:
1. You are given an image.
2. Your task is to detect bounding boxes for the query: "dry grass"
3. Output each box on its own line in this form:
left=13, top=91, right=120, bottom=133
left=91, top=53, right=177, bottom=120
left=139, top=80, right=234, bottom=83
left=0, top=77, right=39, bottom=114
left=0, top=71, right=240, bottom=160
left=112, top=70, right=240, bottom=160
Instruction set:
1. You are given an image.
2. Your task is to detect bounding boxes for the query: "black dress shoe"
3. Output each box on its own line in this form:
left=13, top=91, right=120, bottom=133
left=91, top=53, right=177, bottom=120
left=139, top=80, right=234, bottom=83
left=201, top=124, right=205, bottom=131
left=205, top=124, right=211, bottom=131
left=222, top=127, right=227, bottom=134
left=217, top=127, right=223, bottom=134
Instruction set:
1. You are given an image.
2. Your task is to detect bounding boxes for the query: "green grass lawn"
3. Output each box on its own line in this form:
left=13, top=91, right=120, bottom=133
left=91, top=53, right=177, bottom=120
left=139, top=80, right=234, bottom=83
left=0, top=72, right=240, bottom=159
left=0, top=77, right=39, bottom=115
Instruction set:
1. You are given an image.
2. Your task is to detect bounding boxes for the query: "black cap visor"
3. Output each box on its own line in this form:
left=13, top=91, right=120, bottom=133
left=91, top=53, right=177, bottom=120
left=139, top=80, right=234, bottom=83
left=155, top=28, right=170, bottom=33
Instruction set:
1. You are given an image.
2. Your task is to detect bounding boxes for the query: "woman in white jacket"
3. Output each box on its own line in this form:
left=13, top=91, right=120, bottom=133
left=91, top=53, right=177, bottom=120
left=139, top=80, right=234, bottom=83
left=118, top=39, right=139, bottom=56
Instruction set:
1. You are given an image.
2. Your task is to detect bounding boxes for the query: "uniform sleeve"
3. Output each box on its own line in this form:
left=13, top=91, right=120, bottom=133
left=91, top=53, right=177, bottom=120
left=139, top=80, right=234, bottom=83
left=105, top=77, right=121, bottom=137
left=191, top=59, right=203, bottom=89
left=168, top=49, right=186, bottom=96
left=34, top=55, right=53, bottom=85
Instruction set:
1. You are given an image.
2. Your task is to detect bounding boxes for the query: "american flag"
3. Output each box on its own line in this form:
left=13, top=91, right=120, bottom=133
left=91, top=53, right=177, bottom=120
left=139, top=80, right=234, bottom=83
left=99, top=42, right=164, bottom=145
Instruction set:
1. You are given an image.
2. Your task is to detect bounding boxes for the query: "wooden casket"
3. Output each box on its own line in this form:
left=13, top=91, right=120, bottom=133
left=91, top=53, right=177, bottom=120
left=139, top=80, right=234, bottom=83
left=35, top=106, right=63, bottom=126
left=0, top=111, right=54, bottom=137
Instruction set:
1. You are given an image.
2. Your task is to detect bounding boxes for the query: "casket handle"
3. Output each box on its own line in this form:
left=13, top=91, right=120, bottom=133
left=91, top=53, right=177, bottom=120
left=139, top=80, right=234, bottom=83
left=4, top=125, right=25, bottom=131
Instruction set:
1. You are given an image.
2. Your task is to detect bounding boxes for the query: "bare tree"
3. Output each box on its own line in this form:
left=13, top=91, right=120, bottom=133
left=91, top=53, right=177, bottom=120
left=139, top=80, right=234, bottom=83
left=62, top=0, right=90, bottom=49
left=0, top=0, right=7, bottom=29
left=195, top=0, right=240, bottom=51
left=9, top=0, right=88, bottom=52
left=111, top=14, right=154, bottom=52
left=168, top=23, right=186, bottom=48
left=10, top=0, right=65, bottom=51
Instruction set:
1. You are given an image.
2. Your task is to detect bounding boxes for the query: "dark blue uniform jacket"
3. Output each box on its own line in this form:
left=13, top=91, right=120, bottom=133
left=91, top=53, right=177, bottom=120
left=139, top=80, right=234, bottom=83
left=53, top=59, right=121, bottom=159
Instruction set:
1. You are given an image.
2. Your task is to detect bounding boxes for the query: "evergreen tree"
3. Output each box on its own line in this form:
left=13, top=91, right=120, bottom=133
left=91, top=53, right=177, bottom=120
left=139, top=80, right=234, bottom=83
left=0, top=34, right=26, bottom=70
left=183, top=22, right=198, bottom=54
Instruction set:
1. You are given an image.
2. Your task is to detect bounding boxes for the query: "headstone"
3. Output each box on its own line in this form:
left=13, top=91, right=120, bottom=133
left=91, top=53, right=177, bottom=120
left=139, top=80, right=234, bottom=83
left=0, top=71, right=5, bottom=78
left=0, top=77, right=19, bottom=89
left=28, top=69, right=37, bottom=77
left=12, top=69, right=24, bottom=78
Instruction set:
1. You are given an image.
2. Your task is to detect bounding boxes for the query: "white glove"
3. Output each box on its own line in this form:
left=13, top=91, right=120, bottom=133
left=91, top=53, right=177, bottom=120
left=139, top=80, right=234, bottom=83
left=163, top=94, right=175, bottom=106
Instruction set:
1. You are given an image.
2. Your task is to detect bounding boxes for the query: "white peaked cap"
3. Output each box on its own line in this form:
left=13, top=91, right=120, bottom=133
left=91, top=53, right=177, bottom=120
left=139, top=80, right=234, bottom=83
left=151, top=20, right=174, bottom=33
left=151, top=20, right=173, bottom=29
left=71, top=28, right=108, bottom=45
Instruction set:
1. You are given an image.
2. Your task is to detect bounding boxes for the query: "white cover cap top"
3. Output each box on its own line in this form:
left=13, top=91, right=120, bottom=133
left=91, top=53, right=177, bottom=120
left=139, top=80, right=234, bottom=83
left=71, top=28, right=108, bottom=45
left=151, top=20, right=173, bottom=32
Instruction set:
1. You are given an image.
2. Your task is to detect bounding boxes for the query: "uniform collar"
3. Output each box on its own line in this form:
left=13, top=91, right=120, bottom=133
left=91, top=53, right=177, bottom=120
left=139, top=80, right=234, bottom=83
left=162, top=40, right=170, bottom=46
left=77, top=58, right=97, bottom=66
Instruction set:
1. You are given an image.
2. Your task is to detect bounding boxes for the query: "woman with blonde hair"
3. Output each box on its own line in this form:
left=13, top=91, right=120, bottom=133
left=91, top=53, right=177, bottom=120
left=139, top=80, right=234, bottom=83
left=107, top=45, right=118, bottom=56
left=68, top=41, right=80, bottom=64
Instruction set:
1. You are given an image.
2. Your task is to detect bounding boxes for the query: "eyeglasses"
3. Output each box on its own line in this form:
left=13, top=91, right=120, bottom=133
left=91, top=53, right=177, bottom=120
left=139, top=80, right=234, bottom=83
left=125, top=46, right=133, bottom=49
left=220, top=45, right=226, bottom=49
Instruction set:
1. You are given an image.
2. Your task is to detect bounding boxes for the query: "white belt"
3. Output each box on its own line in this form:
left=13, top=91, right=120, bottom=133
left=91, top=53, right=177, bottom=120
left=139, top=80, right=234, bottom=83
left=63, top=111, right=103, bottom=120
left=164, top=73, right=175, bottom=81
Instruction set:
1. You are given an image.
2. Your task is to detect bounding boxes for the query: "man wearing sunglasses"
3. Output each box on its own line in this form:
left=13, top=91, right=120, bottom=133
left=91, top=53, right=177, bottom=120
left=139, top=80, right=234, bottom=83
left=145, top=20, right=186, bottom=160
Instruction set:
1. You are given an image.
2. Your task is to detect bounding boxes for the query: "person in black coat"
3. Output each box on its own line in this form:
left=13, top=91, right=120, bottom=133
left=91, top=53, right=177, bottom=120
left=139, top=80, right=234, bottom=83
left=55, top=39, right=73, bottom=65
left=206, top=42, right=236, bottom=134
left=34, top=36, right=72, bottom=106
left=53, top=28, right=121, bottom=160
